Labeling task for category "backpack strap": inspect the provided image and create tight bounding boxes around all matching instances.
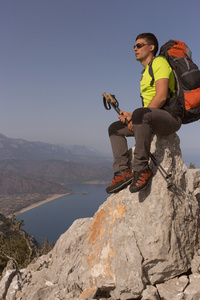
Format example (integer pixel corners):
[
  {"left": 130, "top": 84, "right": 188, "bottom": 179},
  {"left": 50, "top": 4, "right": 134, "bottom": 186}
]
[{"left": 148, "top": 58, "right": 156, "bottom": 86}]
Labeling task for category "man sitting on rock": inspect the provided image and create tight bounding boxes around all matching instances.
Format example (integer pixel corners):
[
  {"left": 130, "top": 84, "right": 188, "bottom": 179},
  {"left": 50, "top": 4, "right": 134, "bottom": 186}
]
[{"left": 106, "top": 33, "right": 182, "bottom": 194}]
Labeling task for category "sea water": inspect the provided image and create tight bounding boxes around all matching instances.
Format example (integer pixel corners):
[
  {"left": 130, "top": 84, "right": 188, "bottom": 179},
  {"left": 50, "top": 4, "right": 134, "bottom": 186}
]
[{"left": 17, "top": 184, "right": 108, "bottom": 244}]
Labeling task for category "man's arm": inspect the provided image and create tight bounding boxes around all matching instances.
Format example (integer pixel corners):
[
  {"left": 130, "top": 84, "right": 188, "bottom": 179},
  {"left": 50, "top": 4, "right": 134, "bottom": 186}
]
[{"left": 148, "top": 78, "right": 169, "bottom": 108}]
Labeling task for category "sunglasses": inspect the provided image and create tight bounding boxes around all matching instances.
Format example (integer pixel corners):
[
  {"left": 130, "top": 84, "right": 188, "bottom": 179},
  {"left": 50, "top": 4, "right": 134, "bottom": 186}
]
[{"left": 134, "top": 43, "right": 152, "bottom": 49}]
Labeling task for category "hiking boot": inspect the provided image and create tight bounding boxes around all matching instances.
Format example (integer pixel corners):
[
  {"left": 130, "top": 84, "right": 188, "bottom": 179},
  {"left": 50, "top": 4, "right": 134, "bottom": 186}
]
[
  {"left": 129, "top": 167, "right": 152, "bottom": 193},
  {"left": 106, "top": 169, "right": 133, "bottom": 194}
]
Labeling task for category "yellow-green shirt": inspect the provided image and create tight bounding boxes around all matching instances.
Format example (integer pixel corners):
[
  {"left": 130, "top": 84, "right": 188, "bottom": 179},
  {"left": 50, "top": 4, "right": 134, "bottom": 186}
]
[{"left": 141, "top": 56, "right": 175, "bottom": 107}]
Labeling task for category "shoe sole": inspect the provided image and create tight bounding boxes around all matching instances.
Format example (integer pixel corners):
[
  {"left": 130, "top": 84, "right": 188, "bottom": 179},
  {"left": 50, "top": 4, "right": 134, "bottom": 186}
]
[{"left": 106, "top": 177, "right": 133, "bottom": 194}]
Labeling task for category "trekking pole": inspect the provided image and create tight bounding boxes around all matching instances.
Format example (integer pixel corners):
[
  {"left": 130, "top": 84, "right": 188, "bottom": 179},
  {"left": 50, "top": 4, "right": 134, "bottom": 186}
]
[
  {"left": 149, "top": 153, "right": 173, "bottom": 189},
  {"left": 102, "top": 92, "right": 173, "bottom": 189},
  {"left": 102, "top": 93, "right": 129, "bottom": 126}
]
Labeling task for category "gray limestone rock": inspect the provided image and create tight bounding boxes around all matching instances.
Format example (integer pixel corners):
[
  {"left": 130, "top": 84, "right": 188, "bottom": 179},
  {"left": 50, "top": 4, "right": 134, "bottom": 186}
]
[
  {"left": 1, "top": 133, "right": 200, "bottom": 300},
  {"left": 191, "top": 252, "right": 200, "bottom": 275},
  {"left": 184, "top": 274, "right": 200, "bottom": 299},
  {"left": 141, "top": 285, "right": 160, "bottom": 300},
  {"left": 0, "top": 269, "right": 17, "bottom": 300},
  {"left": 156, "top": 275, "right": 189, "bottom": 299}
]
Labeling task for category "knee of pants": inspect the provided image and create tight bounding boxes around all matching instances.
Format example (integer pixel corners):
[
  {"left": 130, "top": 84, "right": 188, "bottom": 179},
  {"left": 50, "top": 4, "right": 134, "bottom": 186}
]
[
  {"left": 108, "top": 121, "right": 119, "bottom": 137},
  {"left": 132, "top": 107, "right": 152, "bottom": 125}
]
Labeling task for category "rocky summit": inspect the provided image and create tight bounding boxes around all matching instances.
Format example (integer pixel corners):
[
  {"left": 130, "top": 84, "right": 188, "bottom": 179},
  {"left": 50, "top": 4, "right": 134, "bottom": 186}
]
[{"left": 1, "top": 133, "right": 200, "bottom": 300}]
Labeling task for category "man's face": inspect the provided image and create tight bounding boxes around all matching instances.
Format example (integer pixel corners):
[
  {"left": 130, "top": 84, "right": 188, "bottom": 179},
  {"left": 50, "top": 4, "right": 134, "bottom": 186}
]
[{"left": 134, "top": 38, "right": 153, "bottom": 62}]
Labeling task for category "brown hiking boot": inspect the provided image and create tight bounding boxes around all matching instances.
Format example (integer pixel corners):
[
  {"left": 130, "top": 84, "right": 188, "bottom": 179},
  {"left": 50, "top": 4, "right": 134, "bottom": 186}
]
[
  {"left": 129, "top": 167, "right": 152, "bottom": 193},
  {"left": 106, "top": 169, "right": 133, "bottom": 194}
]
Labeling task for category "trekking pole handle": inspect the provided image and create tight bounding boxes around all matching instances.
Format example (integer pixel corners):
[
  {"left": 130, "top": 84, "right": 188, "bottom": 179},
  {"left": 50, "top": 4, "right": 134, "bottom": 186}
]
[
  {"left": 102, "top": 92, "right": 110, "bottom": 102},
  {"left": 107, "top": 94, "right": 129, "bottom": 126},
  {"left": 107, "top": 94, "right": 121, "bottom": 114},
  {"left": 102, "top": 92, "right": 129, "bottom": 126}
]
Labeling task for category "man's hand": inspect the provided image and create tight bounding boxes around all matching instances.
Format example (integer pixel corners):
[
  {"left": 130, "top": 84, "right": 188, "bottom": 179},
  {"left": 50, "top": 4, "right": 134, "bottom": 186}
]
[
  {"left": 118, "top": 111, "right": 132, "bottom": 123},
  {"left": 128, "top": 120, "right": 133, "bottom": 132},
  {"left": 119, "top": 111, "right": 134, "bottom": 132}
]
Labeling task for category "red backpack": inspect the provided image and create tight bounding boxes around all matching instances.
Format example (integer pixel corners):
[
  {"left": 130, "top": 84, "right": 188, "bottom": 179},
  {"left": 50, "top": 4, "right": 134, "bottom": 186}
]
[{"left": 149, "top": 40, "right": 200, "bottom": 124}]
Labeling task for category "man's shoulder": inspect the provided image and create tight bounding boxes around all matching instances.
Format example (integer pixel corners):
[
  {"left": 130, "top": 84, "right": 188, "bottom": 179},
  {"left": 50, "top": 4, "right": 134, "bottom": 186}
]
[
  {"left": 152, "top": 56, "right": 170, "bottom": 68},
  {"left": 149, "top": 55, "right": 173, "bottom": 82}
]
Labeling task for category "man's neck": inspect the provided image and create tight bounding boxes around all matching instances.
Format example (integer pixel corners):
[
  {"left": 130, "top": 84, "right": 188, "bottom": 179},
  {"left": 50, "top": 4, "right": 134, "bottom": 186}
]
[{"left": 141, "top": 55, "right": 154, "bottom": 67}]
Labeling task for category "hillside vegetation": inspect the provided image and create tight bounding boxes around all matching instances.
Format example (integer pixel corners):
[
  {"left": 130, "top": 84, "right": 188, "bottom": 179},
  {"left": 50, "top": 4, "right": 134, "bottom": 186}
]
[{"left": 0, "top": 213, "right": 53, "bottom": 275}]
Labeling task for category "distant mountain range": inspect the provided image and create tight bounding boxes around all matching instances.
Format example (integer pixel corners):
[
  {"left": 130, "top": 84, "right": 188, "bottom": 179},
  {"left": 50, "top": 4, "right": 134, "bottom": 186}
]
[
  {"left": 0, "top": 158, "right": 112, "bottom": 186},
  {"left": 0, "top": 133, "right": 112, "bottom": 194},
  {"left": 0, "top": 169, "right": 69, "bottom": 195},
  {"left": 0, "top": 133, "right": 110, "bottom": 164}
]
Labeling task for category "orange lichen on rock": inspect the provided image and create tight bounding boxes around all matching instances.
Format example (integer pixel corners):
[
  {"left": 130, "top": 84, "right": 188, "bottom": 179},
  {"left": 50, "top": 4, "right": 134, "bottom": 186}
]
[
  {"left": 87, "top": 244, "right": 100, "bottom": 267},
  {"left": 79, "top": 285, "right": 97, "bottom": 299},
  {"left": 109, "top": 202, "right": 126, "bottom": 219},
  {"left": 86, "top": 200, "right": 126, "bottom": 278},
  {"left": 87, "top": 208, "right": 107, "bottom": 244},
  {"left": 87, "top": 201, "right": 126, "bottom": 245}
]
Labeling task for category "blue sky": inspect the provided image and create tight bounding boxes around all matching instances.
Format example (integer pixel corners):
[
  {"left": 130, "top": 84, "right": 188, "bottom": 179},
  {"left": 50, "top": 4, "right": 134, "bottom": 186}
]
[{"left": 0, "top": 0, "right": 199, "bottom": 167}]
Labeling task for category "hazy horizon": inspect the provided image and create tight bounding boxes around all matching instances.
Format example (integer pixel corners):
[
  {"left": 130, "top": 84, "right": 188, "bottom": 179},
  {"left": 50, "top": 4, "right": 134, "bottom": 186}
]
[
  {"left": 1, "top": 1, "right": 199, "bottom": 166},
  {"left": 0, "top": 130, "right": 199, "bottom": 169}
]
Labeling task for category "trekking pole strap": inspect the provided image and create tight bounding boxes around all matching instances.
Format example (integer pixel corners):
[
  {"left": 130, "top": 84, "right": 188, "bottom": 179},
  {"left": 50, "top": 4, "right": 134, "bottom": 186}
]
[
  {"left": 102, "top": 92, "right": 128, "bottom": 125},
  {"left": 103, "top": 92, "right": 112, "bottom": 110}
]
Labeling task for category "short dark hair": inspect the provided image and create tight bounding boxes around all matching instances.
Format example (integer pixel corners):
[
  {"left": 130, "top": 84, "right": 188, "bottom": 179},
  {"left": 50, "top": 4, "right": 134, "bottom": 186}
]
[{"left": 136, "top": 33, "right": 159, "bottom": 56}]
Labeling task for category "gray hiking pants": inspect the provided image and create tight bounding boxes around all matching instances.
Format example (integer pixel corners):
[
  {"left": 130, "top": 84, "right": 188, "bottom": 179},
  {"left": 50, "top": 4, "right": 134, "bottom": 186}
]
[{"left": 108, "top": 107, "right": 182, "bottom": 173}]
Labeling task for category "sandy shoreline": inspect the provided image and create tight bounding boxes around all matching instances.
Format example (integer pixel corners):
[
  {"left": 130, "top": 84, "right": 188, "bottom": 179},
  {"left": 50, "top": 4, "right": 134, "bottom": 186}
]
[{"left": 12, "top": 193, "right": 71, "bottom": 217}]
